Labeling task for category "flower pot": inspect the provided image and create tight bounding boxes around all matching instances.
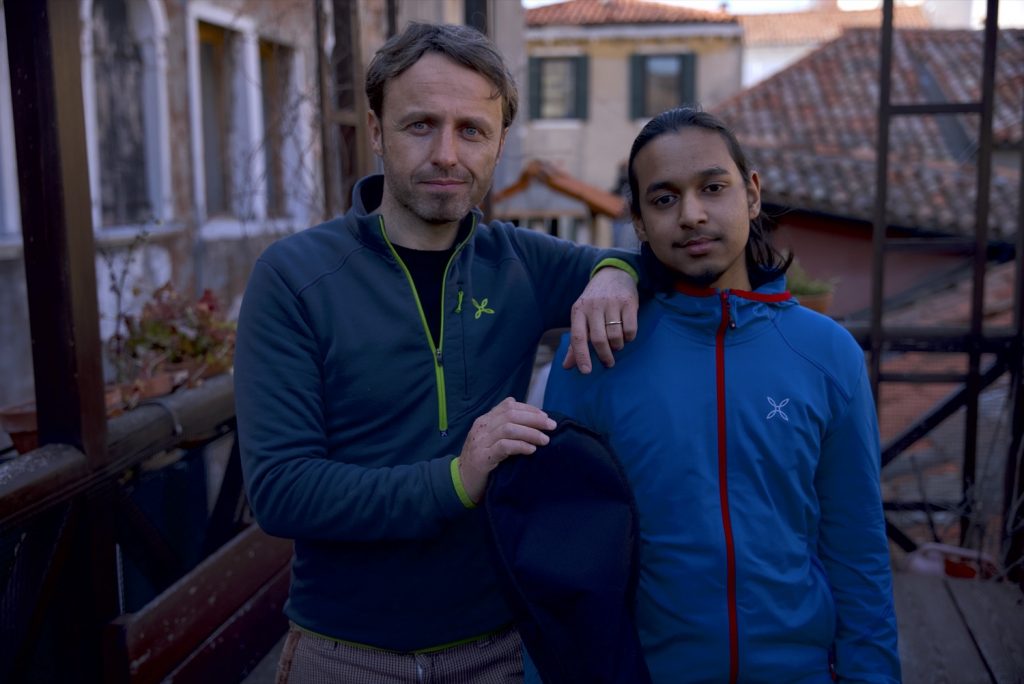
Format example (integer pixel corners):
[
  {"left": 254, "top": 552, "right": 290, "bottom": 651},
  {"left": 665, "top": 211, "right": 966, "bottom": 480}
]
[
  {"left": 121, "top": 371, "right": 177, "bottom": 410},
  {"left": 0, "top": 386, "right": 126, "bottom": 455}
]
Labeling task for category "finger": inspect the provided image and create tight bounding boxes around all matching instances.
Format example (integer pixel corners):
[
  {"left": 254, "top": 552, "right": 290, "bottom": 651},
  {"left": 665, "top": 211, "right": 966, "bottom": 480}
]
[
  {"left": 491, "top": 437, "right": 543, "bottom": 461},
  {"left": 567, "top": 302, "right": 594, "bottom": 374},
  {"left": 622, "top": 296, "right": 639, "bottom": 342},
  {"left": 588, "top": 307, "right": 615, "bottom": 368},
  {"left": 561, "top": 344, "right": 578, "bottom": 371},
  {"left": 603, "top": 313, "right": 625, "bottom": 351},
  {"left": 491, "top": 405, "right": 556, "bottom": 433}
]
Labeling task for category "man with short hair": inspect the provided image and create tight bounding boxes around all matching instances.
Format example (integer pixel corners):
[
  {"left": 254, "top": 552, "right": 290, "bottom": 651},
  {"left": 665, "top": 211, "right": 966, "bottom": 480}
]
[{"left": 235, "top": 22, "right": 641, "bottom": 682}]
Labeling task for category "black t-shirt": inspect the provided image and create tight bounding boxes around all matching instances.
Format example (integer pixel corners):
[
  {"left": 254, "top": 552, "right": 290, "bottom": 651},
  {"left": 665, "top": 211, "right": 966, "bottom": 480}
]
[{"left": 392, "top": 244, "right": 456, "bottom": 347}]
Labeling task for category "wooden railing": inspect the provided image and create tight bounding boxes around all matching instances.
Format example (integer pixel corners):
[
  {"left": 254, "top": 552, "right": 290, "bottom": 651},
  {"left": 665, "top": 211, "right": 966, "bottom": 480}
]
[{"left": 0, "top": 375, "right": 290, "bottom": 683}]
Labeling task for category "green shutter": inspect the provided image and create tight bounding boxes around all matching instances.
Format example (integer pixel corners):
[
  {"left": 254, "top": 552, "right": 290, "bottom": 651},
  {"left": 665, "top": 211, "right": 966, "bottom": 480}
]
[
  {"left": 679, "top": 53, "right": 696, "bottom": 107},
  {"left": 574, "top": 55, "right": 589, "bottom": 120},
  {"left": 629, "top": 54, "right": 645, "bottom": 119},
  {"left": 528, "top": 57, "right": 541, "bottom": 119}
]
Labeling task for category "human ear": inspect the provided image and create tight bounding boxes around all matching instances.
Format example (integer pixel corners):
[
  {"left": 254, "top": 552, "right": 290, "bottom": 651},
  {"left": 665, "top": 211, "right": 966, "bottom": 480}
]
[
  {"left": 368, "top": 110, "right": 384, "bottom": 157},
  {"left": 633, "top": 216, "right": 647, "bottom": 242},
  {"left": 746, "top": 170, "right": 762, "bottom": 220}
]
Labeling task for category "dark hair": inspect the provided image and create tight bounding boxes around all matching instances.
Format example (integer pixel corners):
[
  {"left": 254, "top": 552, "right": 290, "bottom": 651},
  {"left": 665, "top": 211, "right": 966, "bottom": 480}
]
[
  {"left": 627, "top": 107, "right": 790, "bottom": 289},
  {"left": 365, "top": 23, "right": 519, "bottom": 130}
]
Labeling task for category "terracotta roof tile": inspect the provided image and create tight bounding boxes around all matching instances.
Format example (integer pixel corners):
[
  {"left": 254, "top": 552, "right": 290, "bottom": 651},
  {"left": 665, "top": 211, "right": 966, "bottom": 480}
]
[
  {"left": 526, "top": 0, "right": 734, "bottom": 27},
  {"left": 738, "top": 4, "right": 929, "bottom": 47},
  {"left": 717, "top": 28, "right": 1023, "bottom": 239}
]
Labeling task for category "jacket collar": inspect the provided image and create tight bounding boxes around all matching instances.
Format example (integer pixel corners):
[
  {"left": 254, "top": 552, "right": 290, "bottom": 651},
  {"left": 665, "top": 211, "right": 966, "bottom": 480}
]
[
  {"left": 350, "top": 174, "right": 479, "bottom": 252},
  {"left": 657, "top": 275, "right": 795, "bottom": 334}
]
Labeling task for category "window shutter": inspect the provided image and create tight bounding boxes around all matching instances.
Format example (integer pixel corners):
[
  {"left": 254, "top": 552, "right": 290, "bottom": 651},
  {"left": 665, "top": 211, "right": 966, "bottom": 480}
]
[
  {"left": 679, "top": 53, "right": 697, "bottom": 107},
  {"left": 629, "top": 54, "right": 645, "bottom": 119},
  {"left": 574, "top": 55, "right": 589, "bottom": 120},
  {"left": 528, "top": 57, "right": 541, "bottom": 120}
]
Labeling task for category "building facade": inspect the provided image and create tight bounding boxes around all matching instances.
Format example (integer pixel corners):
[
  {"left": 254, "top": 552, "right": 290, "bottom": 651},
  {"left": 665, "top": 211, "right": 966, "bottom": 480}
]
[
  {"left": 506, "top": 0, "right": 743, "bottom": 243},
  {"left": 0, "top": 0, "right": 525, "bottom": 431}
]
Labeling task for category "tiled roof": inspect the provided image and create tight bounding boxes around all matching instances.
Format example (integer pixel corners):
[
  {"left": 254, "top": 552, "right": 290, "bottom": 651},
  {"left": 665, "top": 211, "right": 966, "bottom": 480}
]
[
  {"left": 717, "top": 28, "right": 1024, "bottom": 239},
  {"left": 526, "top": 0, "right": 734, "bottom": 27},
  {"left": 738, "top": 4, "right": 929, "bottom": 47}
]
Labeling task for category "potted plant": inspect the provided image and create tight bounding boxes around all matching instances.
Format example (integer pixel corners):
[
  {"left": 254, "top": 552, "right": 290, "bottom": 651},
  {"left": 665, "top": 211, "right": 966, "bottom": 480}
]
[
  {"left": 111, "top": 282, "right": 236, "bottom": 408},
  {"left": 786, "top": 258, "right": 836, "bottom": 314},
  {"left": 1, "top": 283, "right": 236, "bottom": 454}
]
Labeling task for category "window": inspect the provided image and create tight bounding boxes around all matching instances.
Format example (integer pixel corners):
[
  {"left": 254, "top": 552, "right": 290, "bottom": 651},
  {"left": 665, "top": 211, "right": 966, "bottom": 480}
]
[
  {"left": 259, "top": 40, "right": 293, "bottom": 218},
  {"left": 189, "top": 6, "right": 308, "bottom": 227},
  {"left": 199, "top": 21, "right": 235, "bottom": 217},
  {"left": 0, "top": 1, "right": 20, "bottom": 237},
  {"left": 464, "top": 0, "right": 488, "bottom": 34},
  {"left": 528, "top": 56, "right": 588, "bottom": 120},
  {"left": 92, "top": 0, "right": 149, "bottom": 226},
  {"left": 85, "top": 0, "right": 171, "bottom": 229},
  {"left": 630, "top": 54, "right": 696, "bottom": 119}
]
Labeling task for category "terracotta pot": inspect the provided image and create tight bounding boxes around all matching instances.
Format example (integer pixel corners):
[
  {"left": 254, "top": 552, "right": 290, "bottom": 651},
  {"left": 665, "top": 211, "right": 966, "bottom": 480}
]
[
  {"left": 0, "top": 386, "right": 126, "bottom": 455},
  {"left": 121, "top": 371, "right": 176, "bottom": 410}
]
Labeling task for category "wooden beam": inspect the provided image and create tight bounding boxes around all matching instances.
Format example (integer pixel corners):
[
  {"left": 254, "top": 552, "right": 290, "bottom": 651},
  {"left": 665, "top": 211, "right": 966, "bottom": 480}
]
[
  {"left": 946, "top": 578, "right": 1024, "bottom": 683},
  {"left": 893, "top": 572, "right": 988, "bottom": 683},
  {"left": 104, "top": 524, "right": 292, "bottom": 683},
  {"left": 164, "top": 567, "right": 290, "bottom": 683},
  {"left": 5, "top": 0, "right": 106, "bottom": 464}
]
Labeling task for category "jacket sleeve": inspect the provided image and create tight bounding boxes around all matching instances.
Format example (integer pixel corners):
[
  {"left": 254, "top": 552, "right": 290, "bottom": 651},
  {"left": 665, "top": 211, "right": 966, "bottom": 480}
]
[
  {"left": 235, "top": 259, "right": 467, "bottom": 543},
  {"left": 815, "top": 365, "right": 902, "bottom": 683},
  {"left": 505, "top": 226, "right": 640, "bottom": 331}
]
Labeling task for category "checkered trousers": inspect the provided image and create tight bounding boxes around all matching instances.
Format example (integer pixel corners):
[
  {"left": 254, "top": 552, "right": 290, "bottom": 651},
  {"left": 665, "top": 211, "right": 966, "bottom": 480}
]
[{"left": 275, "top": 625, "right": 524, "bottom": 684}]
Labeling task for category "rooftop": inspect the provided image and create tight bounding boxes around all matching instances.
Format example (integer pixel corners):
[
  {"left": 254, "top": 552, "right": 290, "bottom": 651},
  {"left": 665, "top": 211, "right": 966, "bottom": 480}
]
[
  {"left": 738, "top": 3, "right": 929, "bottom": 47},
  {"left": 717, "top": 28, "right": 1024, "bottom": 238},
  {"left": 526, "top": 0, "right": 734, "bottom": 27}
]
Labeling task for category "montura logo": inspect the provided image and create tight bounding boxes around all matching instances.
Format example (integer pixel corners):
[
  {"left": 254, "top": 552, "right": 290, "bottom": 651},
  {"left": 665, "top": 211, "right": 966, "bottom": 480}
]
[
  {"left": 766, "top": 396, "right": 790, "bottom": 421},
  {"left": 471, "top": 297, "right": 495, "bottom": 319}
]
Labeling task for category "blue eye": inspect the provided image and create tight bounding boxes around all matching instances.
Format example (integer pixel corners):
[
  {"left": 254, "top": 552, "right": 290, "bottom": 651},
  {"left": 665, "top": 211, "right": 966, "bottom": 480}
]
[{"left": 464, "top": 126, "right": 479, "bottom": 137}]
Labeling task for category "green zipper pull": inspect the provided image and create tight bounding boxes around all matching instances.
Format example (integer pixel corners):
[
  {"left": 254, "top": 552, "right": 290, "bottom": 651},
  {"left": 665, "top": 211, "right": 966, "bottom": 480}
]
[{"left": 455, "top": 290, "right": 464, "bottom": 314}]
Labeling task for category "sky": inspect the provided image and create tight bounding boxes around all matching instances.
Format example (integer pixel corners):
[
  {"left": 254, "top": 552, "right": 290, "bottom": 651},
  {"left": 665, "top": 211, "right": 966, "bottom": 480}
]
[
  {"left": 521, "top": 0, "right": 817, "bottom": 11},
  {"left": 520, "top": 0, "right": 913, "bottom": 12}
]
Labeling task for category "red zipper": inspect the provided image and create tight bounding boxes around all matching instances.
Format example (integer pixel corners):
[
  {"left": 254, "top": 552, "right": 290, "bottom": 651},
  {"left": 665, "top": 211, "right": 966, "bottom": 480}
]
[{"left": 716, "top": 290, "right": 739, "bottom": 684}]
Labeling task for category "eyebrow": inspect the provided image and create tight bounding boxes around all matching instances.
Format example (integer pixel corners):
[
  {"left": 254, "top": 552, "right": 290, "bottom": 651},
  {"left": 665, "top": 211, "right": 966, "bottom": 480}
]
[{"left": 644, "top": 166, "right": 731, "bottom": 195}]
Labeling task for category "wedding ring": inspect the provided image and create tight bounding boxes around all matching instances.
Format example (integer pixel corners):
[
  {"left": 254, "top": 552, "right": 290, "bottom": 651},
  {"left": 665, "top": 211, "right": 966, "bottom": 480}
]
[{"left": 605, "top": 321, "right": 623, "bottom": 326}]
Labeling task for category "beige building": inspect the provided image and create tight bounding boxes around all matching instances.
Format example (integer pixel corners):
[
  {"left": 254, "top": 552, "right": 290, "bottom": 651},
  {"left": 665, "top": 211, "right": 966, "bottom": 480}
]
[{"left": 502, "top": 0, "right": 742, "bottom": 244}]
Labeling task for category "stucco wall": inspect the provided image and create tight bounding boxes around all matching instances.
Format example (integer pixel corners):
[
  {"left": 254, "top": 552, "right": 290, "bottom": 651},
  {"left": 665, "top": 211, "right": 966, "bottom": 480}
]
[{"left": 523, "top": 32, "right": 743, "bottom": 197}]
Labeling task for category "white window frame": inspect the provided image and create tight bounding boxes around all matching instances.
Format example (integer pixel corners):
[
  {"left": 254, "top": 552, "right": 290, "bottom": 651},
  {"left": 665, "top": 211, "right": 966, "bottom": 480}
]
[
  {"left": 186, "top": 1, "right": 310, "bottom": 238},
  {"left": 0, "top": 0, "right": 22, "bottom": 243},
  {"left": 80, "top": 0, "right": 173, "bottom": 232}
]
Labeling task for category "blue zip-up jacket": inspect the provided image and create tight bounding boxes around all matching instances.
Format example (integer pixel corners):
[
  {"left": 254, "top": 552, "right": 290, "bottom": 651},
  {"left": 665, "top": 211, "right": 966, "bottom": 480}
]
[
  {"left": 543, "top": 277, "right": 900, "bottom": 684},
  {"left": 235, "top": 175, "right": 637, "bottom": 651}
]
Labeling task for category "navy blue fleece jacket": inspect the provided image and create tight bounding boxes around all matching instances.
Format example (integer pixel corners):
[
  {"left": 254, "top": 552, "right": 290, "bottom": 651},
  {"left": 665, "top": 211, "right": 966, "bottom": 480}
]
[{"left": 235, "top": 175, "right": 637, "bottom": 650}]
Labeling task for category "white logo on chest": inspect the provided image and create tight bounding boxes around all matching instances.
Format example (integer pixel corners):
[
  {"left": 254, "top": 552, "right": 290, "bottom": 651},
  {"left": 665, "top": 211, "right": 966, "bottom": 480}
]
[{"left": 766, "top": 396, "right": 790, "bottom": 421}]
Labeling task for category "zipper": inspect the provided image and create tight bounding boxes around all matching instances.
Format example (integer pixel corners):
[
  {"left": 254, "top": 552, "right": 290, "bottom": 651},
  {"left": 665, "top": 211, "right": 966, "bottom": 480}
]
[
  {"left": 379, "top": 216, "right": 475, "bottom": 436},
  {"left": 716, "top": 289, "right": 739, "bottom": 684}
]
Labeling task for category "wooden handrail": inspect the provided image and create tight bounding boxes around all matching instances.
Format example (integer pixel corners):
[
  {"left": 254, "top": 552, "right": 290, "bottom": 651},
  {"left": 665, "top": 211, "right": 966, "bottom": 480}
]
[{"left": 0, "top": 374, "right": 236, "bottom": 532}]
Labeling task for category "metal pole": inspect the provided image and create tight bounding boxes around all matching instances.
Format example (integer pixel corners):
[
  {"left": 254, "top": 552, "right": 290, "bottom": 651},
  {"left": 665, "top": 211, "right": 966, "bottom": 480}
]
[
  {"left": 869, "top": 0, "right": 895, "bottom": 402},
  {"left": 961, "top": 0, "right": 999, "bottom": 545}
]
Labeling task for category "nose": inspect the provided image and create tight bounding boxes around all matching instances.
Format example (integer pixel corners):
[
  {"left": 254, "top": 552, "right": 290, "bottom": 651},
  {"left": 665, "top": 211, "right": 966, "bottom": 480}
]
[
  {"left": 431, "top": 127, "right": 458, "bottom": 169},
  {"left": 678, "top": 192, "right": 707, "bottom": 228}
]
